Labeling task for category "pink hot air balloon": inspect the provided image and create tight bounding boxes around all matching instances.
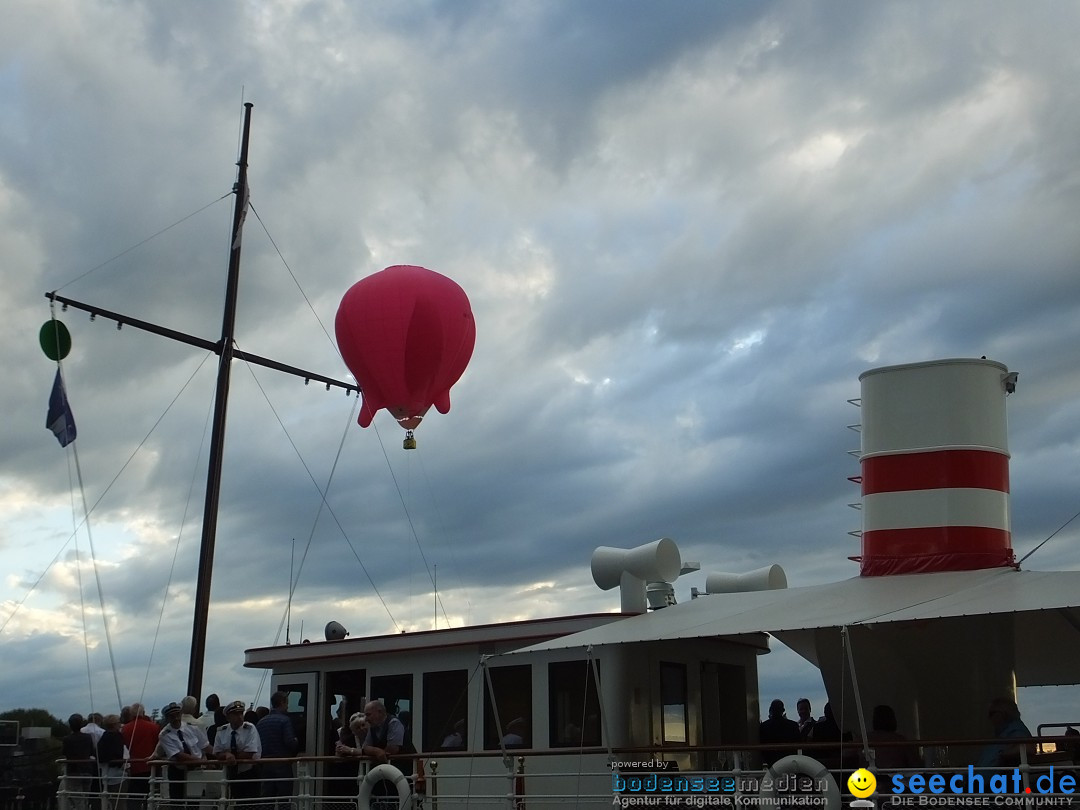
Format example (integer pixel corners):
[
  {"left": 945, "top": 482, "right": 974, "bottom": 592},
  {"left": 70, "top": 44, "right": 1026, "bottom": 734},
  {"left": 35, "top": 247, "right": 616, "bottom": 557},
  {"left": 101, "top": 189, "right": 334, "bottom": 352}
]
[{"left": 335, "top": 265, "right": 475, "bottom": 435}]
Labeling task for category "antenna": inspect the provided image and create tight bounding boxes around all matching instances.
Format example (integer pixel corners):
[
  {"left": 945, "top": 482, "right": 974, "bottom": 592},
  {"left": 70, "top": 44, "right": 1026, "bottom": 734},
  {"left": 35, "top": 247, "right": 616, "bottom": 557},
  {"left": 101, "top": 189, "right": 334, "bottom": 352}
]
[
  {"left": 433, "top": 564, "right": 437, "bottom": 631},
  {"left": 286, "top": 539, "right": 295, "bottom": 645}
]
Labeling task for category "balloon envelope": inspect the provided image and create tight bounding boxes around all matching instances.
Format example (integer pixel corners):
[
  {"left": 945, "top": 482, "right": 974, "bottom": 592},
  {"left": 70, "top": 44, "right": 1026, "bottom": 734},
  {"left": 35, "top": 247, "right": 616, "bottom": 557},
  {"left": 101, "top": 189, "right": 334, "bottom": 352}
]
[{"left": 335, "top": 265, "right": 475, "bottom": 430}]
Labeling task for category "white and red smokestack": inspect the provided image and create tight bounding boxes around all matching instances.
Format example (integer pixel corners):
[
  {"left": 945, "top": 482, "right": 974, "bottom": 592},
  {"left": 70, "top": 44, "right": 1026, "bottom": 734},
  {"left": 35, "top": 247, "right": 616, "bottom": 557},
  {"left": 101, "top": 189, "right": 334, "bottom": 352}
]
[{"left": 858, "top": 358, "right": 1017, "bottom": 576}]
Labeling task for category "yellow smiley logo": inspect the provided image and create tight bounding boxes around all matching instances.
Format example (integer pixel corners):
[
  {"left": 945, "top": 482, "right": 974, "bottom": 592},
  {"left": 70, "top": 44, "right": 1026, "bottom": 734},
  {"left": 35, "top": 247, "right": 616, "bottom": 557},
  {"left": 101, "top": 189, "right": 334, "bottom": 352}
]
[{"left": 847, "top": 768, "right": 877, "bottom": 798}]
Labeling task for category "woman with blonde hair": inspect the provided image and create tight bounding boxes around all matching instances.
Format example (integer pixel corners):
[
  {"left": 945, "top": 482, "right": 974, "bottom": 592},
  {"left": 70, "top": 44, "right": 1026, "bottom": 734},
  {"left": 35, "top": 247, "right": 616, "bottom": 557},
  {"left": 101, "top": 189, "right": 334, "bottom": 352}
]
[{"left": 335, "top": 712, "right": 369, "bottom": 757}]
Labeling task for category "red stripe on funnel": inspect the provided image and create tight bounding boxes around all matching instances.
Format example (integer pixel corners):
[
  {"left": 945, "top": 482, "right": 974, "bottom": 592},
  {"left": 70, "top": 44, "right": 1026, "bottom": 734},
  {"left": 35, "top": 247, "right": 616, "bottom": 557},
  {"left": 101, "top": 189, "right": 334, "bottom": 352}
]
[
  {"left": 862, "top": 450, "right": 1009, "bottom": 495},
  {"left": 861, "top": 526, "right": 1014, "bottom": 576}
]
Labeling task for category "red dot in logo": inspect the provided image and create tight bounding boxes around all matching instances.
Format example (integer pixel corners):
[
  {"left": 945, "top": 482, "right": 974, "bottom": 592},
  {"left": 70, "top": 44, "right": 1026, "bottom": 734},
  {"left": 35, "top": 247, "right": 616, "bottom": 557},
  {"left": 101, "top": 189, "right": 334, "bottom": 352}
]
[{"left": 1026, "top": 788, "right": 1032, "bottom": 794}]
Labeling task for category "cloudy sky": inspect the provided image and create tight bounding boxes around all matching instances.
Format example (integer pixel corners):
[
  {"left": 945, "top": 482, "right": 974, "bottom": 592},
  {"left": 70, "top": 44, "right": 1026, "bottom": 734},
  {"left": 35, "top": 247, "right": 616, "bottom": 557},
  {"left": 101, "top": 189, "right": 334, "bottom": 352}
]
[{"left": 2, "top": 1, "right": 1080, "bottom": 735}]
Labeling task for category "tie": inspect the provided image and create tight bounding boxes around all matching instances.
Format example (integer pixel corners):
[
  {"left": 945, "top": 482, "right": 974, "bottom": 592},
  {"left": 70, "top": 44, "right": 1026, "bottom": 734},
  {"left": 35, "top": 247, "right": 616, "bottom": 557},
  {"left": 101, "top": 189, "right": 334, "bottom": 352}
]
[
  {"left": 178, "top": 729, "right": 191, "bottom": 754},
  {"left": 231, "top": 729, "right": 238, "bottom": 755}
]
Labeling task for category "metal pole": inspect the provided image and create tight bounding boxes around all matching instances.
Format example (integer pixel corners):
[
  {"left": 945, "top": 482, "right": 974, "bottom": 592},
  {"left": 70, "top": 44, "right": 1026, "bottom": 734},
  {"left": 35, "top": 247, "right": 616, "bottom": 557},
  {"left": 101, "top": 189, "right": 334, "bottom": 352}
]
[{"left": 187, "top": 102, "right": 253, "bottom": 699}]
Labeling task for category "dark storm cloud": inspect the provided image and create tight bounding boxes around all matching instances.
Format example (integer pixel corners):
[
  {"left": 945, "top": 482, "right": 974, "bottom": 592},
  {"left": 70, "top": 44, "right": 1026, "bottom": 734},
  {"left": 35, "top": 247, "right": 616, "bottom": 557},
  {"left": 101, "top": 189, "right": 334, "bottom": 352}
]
[{"left": 1, "top": 0, "right": 1079, "bottom": 726}]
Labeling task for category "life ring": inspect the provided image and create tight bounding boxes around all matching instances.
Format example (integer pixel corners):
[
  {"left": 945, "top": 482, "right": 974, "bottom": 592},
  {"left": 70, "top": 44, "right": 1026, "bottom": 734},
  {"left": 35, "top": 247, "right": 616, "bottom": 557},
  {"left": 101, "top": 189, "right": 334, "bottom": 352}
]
[
  {"left": 758, "top": 754, "right": 840, "bottom": 810},
  {"left": 358, "top": 763, "right": 411, "bottom": 810}
]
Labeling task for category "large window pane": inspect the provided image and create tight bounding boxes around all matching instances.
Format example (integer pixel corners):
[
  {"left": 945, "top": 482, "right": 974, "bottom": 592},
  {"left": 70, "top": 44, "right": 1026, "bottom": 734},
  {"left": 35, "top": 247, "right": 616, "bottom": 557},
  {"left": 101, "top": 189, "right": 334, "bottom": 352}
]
[
  {"left": 326, "top": 668, "right": 367, "bottom": 750},
  {"left": 370, "top": 673, "right": 414, "bottom": 748},
  {"left": 548, "top": 660, "right": 602, "bottom": 747},
  {"left": 484, "top": 665, "right": 531, "bottom": 749},
  {"left": 660, "top": 662, "right": 688, "bottom": 744},
  {"left": 423, "top": 669, "right": 469, "bottom": 752},
  {"left": 273, "top": 680, "right": 312, "bottom": 755}
]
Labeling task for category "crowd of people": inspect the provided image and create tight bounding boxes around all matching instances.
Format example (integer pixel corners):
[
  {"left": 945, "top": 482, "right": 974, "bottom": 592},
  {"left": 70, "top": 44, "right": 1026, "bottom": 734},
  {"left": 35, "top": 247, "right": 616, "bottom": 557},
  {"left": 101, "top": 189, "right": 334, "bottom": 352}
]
[
  {"left": 759, "top": 695, "right": 1042, "bottom": 771},
  {"left": 59, "top": 688, "right": 1051, "bottom": 805},
  {"left": 758, "top": 698, "right": 850, "bottom": 767},
  {"left": 60, "top": 691, "right": 298, "bottom": 808}
]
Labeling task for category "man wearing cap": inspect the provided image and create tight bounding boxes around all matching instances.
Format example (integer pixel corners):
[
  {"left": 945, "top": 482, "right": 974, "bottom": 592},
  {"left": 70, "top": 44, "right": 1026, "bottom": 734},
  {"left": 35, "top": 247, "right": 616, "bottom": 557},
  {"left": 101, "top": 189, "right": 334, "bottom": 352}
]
[
  {"left": 213, "top": 700, "right": 261, "bottom": 800},
  {"left": 158, "top": 701, "right": 212, "bottom": 800}
]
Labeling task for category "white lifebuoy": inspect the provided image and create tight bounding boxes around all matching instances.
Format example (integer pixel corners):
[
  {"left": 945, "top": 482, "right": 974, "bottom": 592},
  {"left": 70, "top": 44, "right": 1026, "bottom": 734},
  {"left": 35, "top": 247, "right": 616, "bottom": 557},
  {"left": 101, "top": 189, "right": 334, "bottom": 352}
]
[
  {"left": 358, "top": 763, "right": 411, "bottom": 810},
  {"left": 758, "top": 754, "right": 840, "bottom": 810}
]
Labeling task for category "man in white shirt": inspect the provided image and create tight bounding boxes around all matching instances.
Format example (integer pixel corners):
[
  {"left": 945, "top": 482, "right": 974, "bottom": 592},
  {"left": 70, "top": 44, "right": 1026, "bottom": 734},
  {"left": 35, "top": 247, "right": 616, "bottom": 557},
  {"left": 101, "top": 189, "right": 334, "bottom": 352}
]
[
  {"left": 81, "top": 713, "right": 105, "bottom": 746},
  {"left": 158, "top": 702, "right": 211, "bottom": 800},
  {"left": 180, "top": 696, "right": 211, "bottom": 750},
  {"left": 213, "top": 700, "right": 261, "bottom": 800}
]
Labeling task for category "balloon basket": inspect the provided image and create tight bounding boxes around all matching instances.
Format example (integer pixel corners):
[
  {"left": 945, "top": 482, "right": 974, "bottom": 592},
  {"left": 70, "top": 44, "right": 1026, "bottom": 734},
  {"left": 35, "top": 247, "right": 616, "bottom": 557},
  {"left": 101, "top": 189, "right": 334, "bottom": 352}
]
[{"left": 403, "top": 431, "right": 417, "bottom": 450}]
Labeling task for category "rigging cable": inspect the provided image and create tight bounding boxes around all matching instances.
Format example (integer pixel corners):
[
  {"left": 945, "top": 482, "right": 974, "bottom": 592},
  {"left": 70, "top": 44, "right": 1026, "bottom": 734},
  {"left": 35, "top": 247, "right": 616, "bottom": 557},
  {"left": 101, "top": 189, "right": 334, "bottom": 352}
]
[
  {"left": 139, "top": 375, "right": 216, "bottom": 706},
  {"left": 0, "top": 352, "right": 216, "bottom": 635},
  {"left": 71, "top": 438, "right": 124, "bottom": 712},
  {"left": 252, "top": 395, "right": 364, "bottom": 706},
  {"left": 250, "top": 202, "right": 458, "bottom": 627},
  {"left": 53, "top": 194, "right": 232, "bottom": 292},
  {"left": 380, "top": 440, "right": 452, "bottom": 628},
  {"left": 417, "top": 450, "right": 471, "bottom": 625},
  {"left": 0, "top": 347, "right": 217, "bottom": 699},
  {"left": 69, "top": 440, "right": 96, "bottom": 714},
  {"left": 249, "top": 203, "right": 338, "bottom": 350},
  {"left": 236, "top": 351, "right": 399, "bottom": 629},
  {"left": 1017, "top": 507, "right": 1080, "bottom": 567},
  {"left": 47, "top": 330, "right": 123, "bottom": 711}
]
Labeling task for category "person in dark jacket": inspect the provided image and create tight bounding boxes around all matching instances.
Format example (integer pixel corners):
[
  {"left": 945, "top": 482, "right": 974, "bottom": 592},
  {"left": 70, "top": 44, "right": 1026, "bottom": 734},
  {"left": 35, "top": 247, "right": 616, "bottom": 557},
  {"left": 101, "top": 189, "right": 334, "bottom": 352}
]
[
  {"left": 62, "top": 713, "right": 96, "bottom": 810},
  {"left": 257, "top": 691, "right": 298, "bottom": 807},
  {"left": 759, "top": 699, "right": 801, "bottom": 766},
  {"left": 97, "top": 714, "right": 127, "bottom": 810}
]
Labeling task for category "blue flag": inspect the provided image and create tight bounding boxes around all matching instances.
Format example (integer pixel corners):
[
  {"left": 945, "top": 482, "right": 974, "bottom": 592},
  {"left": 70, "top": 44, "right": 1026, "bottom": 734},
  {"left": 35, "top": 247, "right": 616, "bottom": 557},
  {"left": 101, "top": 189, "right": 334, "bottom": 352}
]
[{"left": 46, "top": 370, "right": 77, "bottom": 447}]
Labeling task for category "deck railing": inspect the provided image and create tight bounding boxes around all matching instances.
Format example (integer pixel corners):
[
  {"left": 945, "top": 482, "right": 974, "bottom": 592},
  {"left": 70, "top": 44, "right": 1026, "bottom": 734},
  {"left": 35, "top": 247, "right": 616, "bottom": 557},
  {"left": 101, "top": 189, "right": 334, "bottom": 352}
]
[{"left": 54, "top": 736, "right": 1080, "bottom": 810}]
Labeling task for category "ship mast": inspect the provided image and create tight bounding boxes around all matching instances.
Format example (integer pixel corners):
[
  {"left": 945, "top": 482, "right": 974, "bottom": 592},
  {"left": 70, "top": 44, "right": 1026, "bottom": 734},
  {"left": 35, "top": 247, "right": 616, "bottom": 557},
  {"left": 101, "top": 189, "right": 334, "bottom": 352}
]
[
  {"left": 188, "top": 101, "right": 252, "bottom": 698},
  {"left": 46, "top": 103, "right": 358, "bottom": 700}
]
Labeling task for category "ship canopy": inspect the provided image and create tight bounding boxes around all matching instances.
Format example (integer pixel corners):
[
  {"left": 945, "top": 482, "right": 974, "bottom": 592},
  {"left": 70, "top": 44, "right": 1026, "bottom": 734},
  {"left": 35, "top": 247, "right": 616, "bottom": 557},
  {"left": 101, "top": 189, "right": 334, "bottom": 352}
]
[{"left": 503, "top": 567, "right": 1080, "bottom": 688}]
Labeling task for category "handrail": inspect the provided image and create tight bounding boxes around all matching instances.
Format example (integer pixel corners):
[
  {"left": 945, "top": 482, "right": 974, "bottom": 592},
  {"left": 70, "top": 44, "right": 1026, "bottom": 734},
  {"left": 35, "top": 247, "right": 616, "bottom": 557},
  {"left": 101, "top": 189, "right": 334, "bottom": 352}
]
[
  {"left": 52, "top": 745, "right": 1080, "bottom": 810},
  {"left": 53, "top": 731, "right": 1080, "bottom": 768}
]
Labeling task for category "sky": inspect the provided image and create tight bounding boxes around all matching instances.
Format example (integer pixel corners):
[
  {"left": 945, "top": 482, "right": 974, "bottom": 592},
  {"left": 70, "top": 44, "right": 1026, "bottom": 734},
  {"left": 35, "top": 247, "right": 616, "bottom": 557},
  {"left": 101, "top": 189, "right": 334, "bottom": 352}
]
[{"left": 2, "top": 0, "right": 1080, "bottom": 738}]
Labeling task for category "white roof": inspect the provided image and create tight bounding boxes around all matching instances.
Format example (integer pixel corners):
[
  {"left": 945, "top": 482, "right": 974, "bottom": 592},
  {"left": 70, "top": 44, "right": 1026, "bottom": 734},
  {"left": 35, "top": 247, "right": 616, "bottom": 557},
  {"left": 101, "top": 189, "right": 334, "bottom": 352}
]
[{"left": 505, "top": 567, "right": 1080, "bottom": 685}]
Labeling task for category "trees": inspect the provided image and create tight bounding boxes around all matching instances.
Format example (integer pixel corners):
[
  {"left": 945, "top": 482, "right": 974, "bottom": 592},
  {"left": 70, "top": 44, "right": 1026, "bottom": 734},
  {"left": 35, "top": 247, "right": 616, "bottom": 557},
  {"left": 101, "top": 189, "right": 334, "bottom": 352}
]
[
  {"left": 0, "top": 708, "right": 68, "bottom": 739},
  {"left": 0, "top": 707, "right": 64, "bottom": 806}
]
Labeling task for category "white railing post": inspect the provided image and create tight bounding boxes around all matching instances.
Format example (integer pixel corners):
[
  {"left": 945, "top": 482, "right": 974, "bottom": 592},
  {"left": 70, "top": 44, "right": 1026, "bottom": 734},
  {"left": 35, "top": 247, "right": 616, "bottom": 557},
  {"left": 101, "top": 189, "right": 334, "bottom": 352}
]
[
  {"left": 56, "top": 763, "right": 70, "bottom": 810},
  {"left": 295, "top": 761, "right": 314, "bottom": 810}
]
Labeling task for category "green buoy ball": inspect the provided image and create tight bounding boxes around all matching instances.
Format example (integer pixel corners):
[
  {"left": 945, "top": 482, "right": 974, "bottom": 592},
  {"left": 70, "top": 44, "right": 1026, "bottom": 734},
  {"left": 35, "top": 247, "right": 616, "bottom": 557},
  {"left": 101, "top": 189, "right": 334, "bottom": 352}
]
[{"left": 40, "top": 319, "right": 72, "bottom": 361}]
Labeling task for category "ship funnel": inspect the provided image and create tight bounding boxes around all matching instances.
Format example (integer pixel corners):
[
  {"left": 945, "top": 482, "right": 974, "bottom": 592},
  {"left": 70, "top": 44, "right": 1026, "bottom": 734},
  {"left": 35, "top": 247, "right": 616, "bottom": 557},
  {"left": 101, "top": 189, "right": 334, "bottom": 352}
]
[
  {"left": 705, "top": 564, "right": 787, "bottom": 594},
  {"left": 858, "top": 358, "right": 1016, "bottom": 576},
  {"left": 592, "top": 538, "right": 681, "bottom": 614}
]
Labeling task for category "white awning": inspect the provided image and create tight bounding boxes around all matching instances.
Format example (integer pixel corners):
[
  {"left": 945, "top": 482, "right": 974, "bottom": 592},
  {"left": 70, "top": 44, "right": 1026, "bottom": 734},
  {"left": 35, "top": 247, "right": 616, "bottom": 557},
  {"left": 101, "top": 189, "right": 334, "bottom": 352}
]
[{"left": 503, "top": 567, "right": 1080, "bottom": 685}]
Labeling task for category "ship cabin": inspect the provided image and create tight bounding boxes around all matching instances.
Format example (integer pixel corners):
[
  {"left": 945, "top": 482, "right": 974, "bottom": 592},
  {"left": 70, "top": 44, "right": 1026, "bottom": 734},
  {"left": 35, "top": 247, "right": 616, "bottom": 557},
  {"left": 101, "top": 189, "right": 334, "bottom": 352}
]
[{"left": 243, "top": 608, "right": 769, "bottom": 800}]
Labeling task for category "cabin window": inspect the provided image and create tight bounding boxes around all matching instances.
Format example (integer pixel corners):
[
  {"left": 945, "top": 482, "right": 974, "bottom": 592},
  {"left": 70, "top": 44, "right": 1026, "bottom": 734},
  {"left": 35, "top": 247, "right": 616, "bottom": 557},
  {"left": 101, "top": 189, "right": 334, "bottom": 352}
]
[
  {"left": 423, "top": 669, "right": 469, "bottom": 752},
  {"left": 0, "top": 721, "right": 18, "bottom": 747},
  {"left": 484, "top": 665, "right": 532, "bottom": 749},
  {"left": 326, "top": 668, "right": 367, "bottom": 752},
  {"left": 370, "top": 673, "right": 414, "bottom": 749},
  {"left": 548, "top": 660, "right": 602, "bottom": 748},
  {"left": 273, "top": 680, "right": 312, "bottom": 755},
  {"left": 660, "top": 662, "right": 689, "bottom": 744}
]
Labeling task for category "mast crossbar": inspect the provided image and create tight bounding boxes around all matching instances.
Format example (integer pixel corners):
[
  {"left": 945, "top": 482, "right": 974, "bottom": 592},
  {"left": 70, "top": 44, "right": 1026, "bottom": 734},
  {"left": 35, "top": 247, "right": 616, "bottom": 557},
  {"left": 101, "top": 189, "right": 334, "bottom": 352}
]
[{"left": 44, "top": 291, "right": 358, "bottom": 394}]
